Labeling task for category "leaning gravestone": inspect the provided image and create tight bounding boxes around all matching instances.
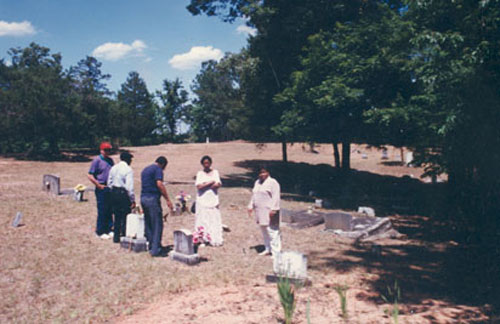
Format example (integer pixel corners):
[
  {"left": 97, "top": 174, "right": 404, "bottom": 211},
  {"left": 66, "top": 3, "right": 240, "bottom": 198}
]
[
  {"left": 266, "top": 251, "right": 310, "bottom": 286},
  {"left": 11, "top": 212, "right": 23, "bottom": 227},
  {"left": 324, "top": 212, "right": 353, "bottom": 231},
  {"left": 42, "top": 175, "right": 60, "bottom": 195},
  {"left": 170, "top": 229, "right": 200, "bottom": 265}
]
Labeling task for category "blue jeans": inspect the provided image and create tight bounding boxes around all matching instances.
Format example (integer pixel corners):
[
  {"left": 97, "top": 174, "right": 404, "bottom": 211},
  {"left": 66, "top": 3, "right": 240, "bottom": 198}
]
[
  {"left": 141, "top": 195, "right": 163, "bottom": 256},
  {"left": 95, "top": 187, "right": 113, "bottom": 235}
]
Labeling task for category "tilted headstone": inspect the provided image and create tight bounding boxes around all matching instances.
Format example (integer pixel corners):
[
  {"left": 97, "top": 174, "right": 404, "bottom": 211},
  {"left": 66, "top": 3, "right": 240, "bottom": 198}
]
[
  {"left": 12, "top": 212, "right": 23, "bottom": 227},
  {"left": 357, "top": 206, "right": 376, "bottom": 217},
  {"left": 170, "top": 229, "right": 200, "bottom": 265},
  {"left": 42, "top": 175, "right": 60, "bottom": 195},
  {"left": 324, "top": 212, "right": 353, "bottom": 231}
]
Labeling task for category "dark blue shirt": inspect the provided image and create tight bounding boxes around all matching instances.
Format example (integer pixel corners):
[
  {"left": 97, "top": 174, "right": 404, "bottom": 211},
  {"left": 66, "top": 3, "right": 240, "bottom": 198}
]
[{"left": 141, "top": 164, "right": 164, "bottom": 198}]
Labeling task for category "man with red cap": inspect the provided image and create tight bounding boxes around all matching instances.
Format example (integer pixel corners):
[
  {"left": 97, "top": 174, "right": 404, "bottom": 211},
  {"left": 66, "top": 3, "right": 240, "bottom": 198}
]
[{"left": 88, "top": 142, "right": 115, "bottom": 239}]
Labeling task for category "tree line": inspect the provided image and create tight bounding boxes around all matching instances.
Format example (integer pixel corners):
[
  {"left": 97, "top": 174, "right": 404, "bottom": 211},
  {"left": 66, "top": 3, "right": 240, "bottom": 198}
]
[{"left": 186, "top": 0, "right": 500, "bottom": 241}]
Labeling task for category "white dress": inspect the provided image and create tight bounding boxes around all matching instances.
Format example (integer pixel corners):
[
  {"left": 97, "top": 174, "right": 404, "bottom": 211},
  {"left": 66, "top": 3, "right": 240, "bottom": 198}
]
[{"left": 195, "top": 169, "right": 223, "bottom": 246}]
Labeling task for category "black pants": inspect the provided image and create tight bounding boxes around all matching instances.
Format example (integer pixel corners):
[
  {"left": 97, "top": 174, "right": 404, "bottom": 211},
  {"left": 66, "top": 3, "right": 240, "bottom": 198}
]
[
  {"left": 141, "top": 195, "right": 163, "bottom": 256},
  {"left": 111, "top": 187, "right": 131, "bottom": 243}
]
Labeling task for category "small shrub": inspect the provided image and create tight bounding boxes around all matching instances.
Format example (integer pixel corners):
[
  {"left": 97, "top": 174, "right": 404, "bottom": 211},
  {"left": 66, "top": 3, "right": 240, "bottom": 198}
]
[
  {"left": 334, "top": 285, "right": 349, "bottom": 321},
  {"left": 381, "top": 280, "right": 401, "bottom": 324},
  {"left": 277, "top": 276, "right": 296, "bottom": 324}
]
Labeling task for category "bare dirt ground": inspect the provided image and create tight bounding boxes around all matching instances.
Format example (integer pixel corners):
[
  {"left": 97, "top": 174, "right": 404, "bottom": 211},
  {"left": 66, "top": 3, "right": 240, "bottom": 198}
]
[{"left": 0, "top": 142, "right": 494, "bottom": 323}]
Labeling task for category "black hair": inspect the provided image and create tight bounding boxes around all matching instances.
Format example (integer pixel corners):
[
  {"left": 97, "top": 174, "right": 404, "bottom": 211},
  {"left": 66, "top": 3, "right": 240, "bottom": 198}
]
[
  {"left": 120, "top": 152, "right": 133, "bottom": 164},
  {"left": 200, "top": 155, "right": 212, "bottom": 165},
  {"left": 258, "top": 165, "right": 269, "bottom": 173},
  {"left": 155, "top": 156, "right": 168, "bottom": 167}
]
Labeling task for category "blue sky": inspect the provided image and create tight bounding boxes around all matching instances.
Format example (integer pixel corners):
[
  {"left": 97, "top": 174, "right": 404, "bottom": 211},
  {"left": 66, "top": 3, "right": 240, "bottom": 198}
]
[{"left": 0, "top": 0, "right": 255, "bottom": 93}]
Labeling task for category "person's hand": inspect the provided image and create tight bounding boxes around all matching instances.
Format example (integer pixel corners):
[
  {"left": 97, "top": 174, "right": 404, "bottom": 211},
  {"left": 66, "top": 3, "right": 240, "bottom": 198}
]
[
  {"left": 97, "top": 183, "right": 106, "bottom": 190},
  {"left": 167, "top": 200, "right": 174, "bottom": 210},
  {"left": 130, "top": 202, "right": 136, "bottom": 209},
  {"left": 247, "top": 209, "right": 253, "bottom": 218}
]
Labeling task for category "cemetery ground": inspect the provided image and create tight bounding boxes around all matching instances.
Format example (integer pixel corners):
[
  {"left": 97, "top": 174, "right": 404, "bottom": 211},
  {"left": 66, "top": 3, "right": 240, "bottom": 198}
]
[{"left": 1, "top": 141, "right": 497, "bottom": 323}]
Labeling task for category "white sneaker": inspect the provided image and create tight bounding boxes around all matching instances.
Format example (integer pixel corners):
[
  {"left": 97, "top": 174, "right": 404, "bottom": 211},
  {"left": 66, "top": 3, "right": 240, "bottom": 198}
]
[
  {"left": 99, "top": 233, "right": 110, "bottom": 240},
  {"left": 108, "top": 232, "right": 114, "bottom": 238},
  {"left": 258, "top": 250, "right": 271, "bottom": 256}
]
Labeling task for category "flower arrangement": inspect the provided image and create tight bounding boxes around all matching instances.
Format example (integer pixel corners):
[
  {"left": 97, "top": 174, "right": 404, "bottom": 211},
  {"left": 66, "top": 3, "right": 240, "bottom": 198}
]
[
  {"left": 193, "top": 226, "right": 211, "bottom": 245},
  {"left": 74, "top": 184, "right": 87, "bottom": 192},
  {"left": 175, "top": 190, "right": 192, "bottom": 213}
]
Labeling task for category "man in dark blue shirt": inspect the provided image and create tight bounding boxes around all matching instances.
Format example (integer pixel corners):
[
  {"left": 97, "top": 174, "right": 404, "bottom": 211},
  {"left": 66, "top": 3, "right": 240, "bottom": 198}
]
[{"left": 141, "top": 156, "right": 173, "bottom": 257}]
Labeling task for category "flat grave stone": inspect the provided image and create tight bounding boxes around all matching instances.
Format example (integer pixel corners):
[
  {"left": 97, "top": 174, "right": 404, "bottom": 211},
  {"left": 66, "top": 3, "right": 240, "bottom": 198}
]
[
  {"left": 287, "top": 210, "right": 325, "bottom": 229},
  {"left": 170, "top": 229, "right": 200, "bottom": 265},
  {"left": 324, "top": 212, "right": 353, "bottom": 231},
  {"left": 42, "top": 174, "right": 60, "bottom": 195}
]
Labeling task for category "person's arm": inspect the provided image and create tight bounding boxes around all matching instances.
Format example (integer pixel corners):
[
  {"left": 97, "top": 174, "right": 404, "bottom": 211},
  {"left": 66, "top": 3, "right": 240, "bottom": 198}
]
[
  {"left": 210, "top": 170, "right": 222, "bottom": 189},
  {"left": 269, "top": 179, "right": 281, "bottom": 217},
  {"left": 195, "top": 171, "right": 216, "bottom": 190},
  {"left": 88, "top": 159, "right": 105, "bottom": 190},
  {"left": 247, "top": 181, "right": 256, "bottom": 217},
  {"left": 125, "top": 169, "right": 135, "bottom": 207},
  {"left": 156, "top": 180, "right": 173, "bottom": 210}
]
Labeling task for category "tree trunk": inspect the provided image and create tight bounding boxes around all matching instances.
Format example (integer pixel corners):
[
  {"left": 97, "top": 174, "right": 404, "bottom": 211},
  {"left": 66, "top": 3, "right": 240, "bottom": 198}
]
[
  {"left": 400, "top": 147, "right": 404, "bottom": 163},
  {"left": 282, "top": 141, "right": 288, "bottom": 163},
  {"left": 332, "top": 142, "right": 340, "bottom": 168},
  {"left": 341, "top": 141, "right": 351, "bottom": 170}
]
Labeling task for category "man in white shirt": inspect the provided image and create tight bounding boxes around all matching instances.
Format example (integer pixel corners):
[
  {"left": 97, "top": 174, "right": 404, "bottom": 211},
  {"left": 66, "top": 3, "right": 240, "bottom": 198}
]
[{"left": 108, "top": 152, "right": 135, "bottom": 243}]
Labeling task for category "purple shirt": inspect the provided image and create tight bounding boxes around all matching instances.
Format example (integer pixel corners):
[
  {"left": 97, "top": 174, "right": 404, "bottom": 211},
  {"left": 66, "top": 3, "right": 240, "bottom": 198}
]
[
  {"left": 141, "top": 164, "right": 164, "bottom": 198},
  {"left": 88, "top": 155, "right": 114, "bottom": 184}
]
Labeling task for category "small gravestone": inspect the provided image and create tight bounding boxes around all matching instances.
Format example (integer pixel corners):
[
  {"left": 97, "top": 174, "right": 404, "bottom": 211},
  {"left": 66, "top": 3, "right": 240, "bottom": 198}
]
[
  {"left": 42, "top": 175, "right": 60, "bottom": 195},
  {"left": 266, "top": 251, "right": 310, "bottom": 286},
  {"left": 405, "top": 151, "right": 414, "bottom": 166},
  {"left": 12, "top": 212, "right": 23, "bottom": 227},
  {"left": 324, "top": 212, "right": 353, "bottom": 231},
  {"left": 314, "top": 199, "right": 323, "bottom": 208},
  {"left": 357, "top": 206, "right": 376, "bottom": 217},
  {"left": 120, "top": 237, "right": 148, "bottom": 253},
  {"left": 126, "top": 212, "right": 145, "bottom": 239},
  {"left": 170, "top": 229, "right": 200, "bottom": 265},
  {"left": 73, "top": 190, "right": 85, "bottom": 201},
  {"left": 381, "top": 149, "right": 389, "bottom": 160}
]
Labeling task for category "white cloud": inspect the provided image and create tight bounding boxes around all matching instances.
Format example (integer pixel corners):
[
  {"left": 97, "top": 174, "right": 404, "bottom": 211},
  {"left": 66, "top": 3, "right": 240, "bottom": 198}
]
[
  {"left": 0, "top": 20, "right": 36, "bottom": 37},
  {"left": 236, "top": 24, "right": 257, "bottom": 36},
  {"left": 92, "top": 39, "right": 147, "bottom": 61},
  {"left": 169, "top": 46, "right": 223, "bottom": 70}
]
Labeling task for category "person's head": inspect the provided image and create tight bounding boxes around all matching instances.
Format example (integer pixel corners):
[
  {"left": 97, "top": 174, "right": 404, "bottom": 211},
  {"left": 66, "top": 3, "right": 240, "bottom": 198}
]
[
  {"left": 99, "top": 142, "right": 112, "bottom": 157},
  {"left": 258, "top": 166, "right": 270, "bottom": 182},
  {"left": 120, "top": 152, "right": 133, "bottom": 165},
  {"left": 200, "top": 155, "right": 212, "bottom": 171},
  {"left": 155, "top": 156, "right": 168, "bottom": 170}
]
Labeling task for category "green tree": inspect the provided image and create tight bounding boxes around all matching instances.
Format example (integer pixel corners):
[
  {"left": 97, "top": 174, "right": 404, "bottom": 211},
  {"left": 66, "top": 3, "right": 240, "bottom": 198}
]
[
  {"left": 117, "top": 71, "right": 157, "bottom": 145},
  {"left": 190, "top": 52, "right": 249, "bottom": 142},
  {"left": 156, "top": 78, "right": 189, "bottom": 142}
]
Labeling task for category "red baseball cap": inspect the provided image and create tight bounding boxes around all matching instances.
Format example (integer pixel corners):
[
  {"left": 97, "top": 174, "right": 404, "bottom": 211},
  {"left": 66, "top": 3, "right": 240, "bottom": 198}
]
[{"left": 99, "top": 142, "right": 112, "bottom": 150}]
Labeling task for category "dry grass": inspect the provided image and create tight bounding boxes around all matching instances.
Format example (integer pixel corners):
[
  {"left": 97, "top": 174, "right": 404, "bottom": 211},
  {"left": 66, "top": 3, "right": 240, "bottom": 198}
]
[{"left": 0, "top": 142, "right": 490, "bottom": 323}]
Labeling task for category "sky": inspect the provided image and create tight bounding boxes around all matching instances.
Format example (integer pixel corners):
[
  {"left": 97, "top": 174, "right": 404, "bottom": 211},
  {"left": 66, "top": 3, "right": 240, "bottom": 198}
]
[{"left": 0, "top": 0, "right": 256, "bottom": 93}]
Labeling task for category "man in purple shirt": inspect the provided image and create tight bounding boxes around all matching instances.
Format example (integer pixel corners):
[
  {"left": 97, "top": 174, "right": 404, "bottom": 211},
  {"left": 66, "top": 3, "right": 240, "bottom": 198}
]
[
  {"left": 141, "top": 156, "right": 173, "bottom": 257},
  {"left": 88, "top": 142, "right": 114, "bottom": 239}
]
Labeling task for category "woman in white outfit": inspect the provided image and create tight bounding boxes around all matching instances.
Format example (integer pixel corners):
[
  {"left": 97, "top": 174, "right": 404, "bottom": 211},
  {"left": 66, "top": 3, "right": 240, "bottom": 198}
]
[
  {"left": 248, "top": 166, "right": 282, "bottom": 256},
  {"left": 195, "top": 155, "right": 223, "bottom": 246}
]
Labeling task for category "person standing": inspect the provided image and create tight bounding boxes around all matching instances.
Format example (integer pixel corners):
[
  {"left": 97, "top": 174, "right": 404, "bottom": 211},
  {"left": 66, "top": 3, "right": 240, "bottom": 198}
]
[
  {"left": 141, "top": 156, "right": 173, "bottom": 257},
  {"left": 88, "top": 142, "right": 114, "bottom": 239},
  {"left": 247, "top": 166, "right": 282, "bottom": 256},
  {"left": 194, "top": 155, "right": 223, "bottom": 246},
  {"left": 108, "top": 152, "right": 135, "bottom": 243}
]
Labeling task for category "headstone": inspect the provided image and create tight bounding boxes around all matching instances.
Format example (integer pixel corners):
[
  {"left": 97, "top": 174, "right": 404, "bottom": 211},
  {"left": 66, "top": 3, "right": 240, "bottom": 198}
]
[
  {"left": 73, "top": 190, "right": 85, "bottom": 201},
  {"left": 266, "top": 251, "right": 311, "bottom": 285},
  {"left": 324, "top": 212, "right": 353, "bottom": 231},
  {"left": 42, "top": 174, "right": 60, "bottom": 195},
  {"left": 405, "top": 151, "right": 414, "bottom": 166},
  {"left": 12, "top": 212, "right": 23, "bottom": 227},
  {"left": 170, "top": 229, "right": 200, "bottom": 265},
  {"left": 314, "top": 199, "right": 323, "bottom": 208},
  {"left": 120, "top": 237, "right": 148, "bottom": 253},
  {"left": 280, "top": 209, "right": 295, "bottom": 223},
  {"left": 381, "top": 149, "right": 389, "bottom": 160},
  {"left": 126, "top": 212, "right": 145, "bottom": 239},
  {"left": 357, "top": 206, "right": 376, "bottom": 217}
]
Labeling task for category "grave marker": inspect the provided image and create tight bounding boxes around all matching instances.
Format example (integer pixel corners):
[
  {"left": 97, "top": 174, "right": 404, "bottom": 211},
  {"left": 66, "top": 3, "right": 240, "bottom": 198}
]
[
  {"left": 12, "top": 212, "right": 23, "bottom": 227},
  {"left": 170, "top": 229, "right": 200, "bottom": 265},
  {"left": 357, "top": 206, "right": 376, "bottom": 217},
  {"left": 266, "top": 251, "right": 310, "bottom": 285},
  {"left": 42, "top": 174, "right": 60, "bottom": 195},
  {"left": 324, "top": 212, "right": 353, "bottom": 231}
]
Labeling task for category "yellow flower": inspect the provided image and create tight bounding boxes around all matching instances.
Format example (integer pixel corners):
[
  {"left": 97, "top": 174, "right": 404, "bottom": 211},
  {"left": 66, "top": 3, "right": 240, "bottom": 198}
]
[{"left": 74, "top": 184, "right": 87, "bottom": 192}]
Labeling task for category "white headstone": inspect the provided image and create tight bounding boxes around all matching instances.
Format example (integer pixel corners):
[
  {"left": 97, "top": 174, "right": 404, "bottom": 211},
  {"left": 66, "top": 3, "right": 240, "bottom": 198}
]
[
  {"left": 405, "top": 151, "right": 414, "bottom": 165},
  {"left": 174, "top": 229, "right": 194, "bottom": 255},
  {"left": 273, "top": 251, "right": 308, "bottom": 279},
  {"left": 126, "top": 212, "right": 145, "bottom": 239},
  {"left": 357, "top": 206, "right": 376, "bottom": 217},
  {"left": 314, "top": 199, "right": 323, "bottom": 208}
]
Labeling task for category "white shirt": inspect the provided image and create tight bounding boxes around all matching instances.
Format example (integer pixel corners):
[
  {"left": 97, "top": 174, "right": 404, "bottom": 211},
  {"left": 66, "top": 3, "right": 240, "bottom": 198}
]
[
  {"left": 107, "top": 161, "right": 135, "bottom": 202},
  {"left": 195, "top": 169, "right": 221, "bottom": 208},
  {"left": 248, "top": 176, "right": 280, "bottom": 226}
]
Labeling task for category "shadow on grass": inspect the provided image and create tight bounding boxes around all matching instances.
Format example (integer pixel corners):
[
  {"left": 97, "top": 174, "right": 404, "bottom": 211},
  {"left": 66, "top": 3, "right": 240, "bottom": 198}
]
[{"left": 0, "top": 147, "right": 134, "bottom": 162}]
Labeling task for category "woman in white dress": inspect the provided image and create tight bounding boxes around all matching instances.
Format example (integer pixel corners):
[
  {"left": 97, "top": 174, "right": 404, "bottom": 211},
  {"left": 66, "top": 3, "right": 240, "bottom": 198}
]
[
  {"left": 247, "top": 166, "right": 282, "bottom": 256},
  {"left": 195, "top": 155, "right": 223, "bottom": 246}
]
